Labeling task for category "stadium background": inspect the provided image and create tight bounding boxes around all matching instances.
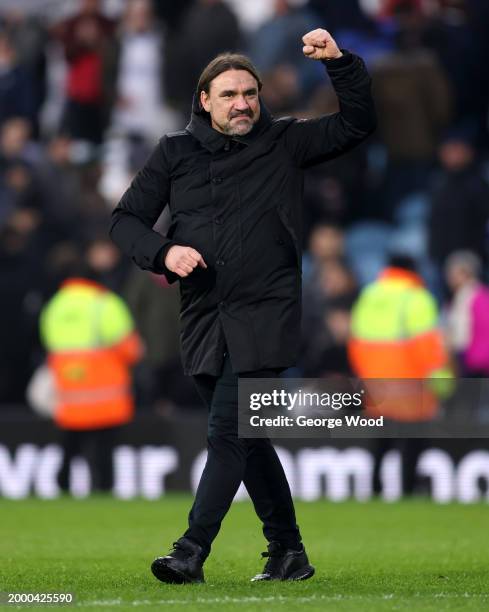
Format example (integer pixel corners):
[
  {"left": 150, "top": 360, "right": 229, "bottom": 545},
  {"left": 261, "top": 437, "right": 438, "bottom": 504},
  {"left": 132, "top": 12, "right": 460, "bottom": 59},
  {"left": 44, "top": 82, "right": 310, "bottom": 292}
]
[{"left": 1, "top": 0, "right": 489, "bottom": 504}]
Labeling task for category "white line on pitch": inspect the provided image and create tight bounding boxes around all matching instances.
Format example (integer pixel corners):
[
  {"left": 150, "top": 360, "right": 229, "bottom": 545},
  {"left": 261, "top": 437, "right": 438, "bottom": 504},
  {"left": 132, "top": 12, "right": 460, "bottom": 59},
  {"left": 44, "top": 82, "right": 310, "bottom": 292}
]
[{"left": 79, "top": 593, "right": 489, "bottom": 607}]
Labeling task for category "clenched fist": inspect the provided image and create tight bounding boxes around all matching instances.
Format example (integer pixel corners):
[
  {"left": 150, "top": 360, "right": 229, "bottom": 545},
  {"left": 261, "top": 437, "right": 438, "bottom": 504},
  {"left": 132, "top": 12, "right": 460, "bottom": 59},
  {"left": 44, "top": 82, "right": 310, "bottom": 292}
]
[
  {"left": 165, "top": 245, "right": 207, "bottom": 278},
  {"left": 302, "top": 28, "right": 342, "bottom": 61}
]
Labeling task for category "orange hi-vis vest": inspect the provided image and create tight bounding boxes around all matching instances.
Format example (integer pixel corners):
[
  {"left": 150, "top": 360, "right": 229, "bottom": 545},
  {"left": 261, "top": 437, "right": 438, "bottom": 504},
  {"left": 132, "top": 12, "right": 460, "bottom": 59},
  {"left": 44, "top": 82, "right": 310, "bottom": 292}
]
[
  {"left": 348, "top": 268, "right": 452, "bottom": 422},
  {"left": 40, "top": 279, "right": 142, "bottom": 430}
]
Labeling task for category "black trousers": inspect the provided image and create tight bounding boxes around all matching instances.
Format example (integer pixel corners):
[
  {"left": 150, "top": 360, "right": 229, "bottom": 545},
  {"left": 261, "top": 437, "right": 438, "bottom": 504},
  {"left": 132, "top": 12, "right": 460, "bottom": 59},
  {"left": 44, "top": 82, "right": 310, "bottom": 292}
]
[{"left": 183, "top": 353, "right": 301, "bottom": 560}]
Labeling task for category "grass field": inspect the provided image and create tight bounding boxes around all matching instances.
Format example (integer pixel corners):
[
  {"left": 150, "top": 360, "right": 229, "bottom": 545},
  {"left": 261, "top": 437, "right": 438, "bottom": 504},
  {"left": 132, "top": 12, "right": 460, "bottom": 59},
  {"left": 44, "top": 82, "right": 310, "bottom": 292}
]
[{"left": 1, "top": 495, "right": 488, "bottom": 611}]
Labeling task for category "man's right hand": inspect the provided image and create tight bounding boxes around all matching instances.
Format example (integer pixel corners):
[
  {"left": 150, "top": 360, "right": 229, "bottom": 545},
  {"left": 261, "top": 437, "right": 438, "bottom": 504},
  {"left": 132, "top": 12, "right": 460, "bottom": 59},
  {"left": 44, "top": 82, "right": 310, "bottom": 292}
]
[{"left": 165, "top": 245, "right": 208, "bottom": 278}]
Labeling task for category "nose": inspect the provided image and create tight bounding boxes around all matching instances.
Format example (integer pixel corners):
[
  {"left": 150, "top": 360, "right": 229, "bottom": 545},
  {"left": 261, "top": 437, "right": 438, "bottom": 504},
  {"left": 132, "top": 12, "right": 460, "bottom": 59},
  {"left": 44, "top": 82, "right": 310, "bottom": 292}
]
[{"left": 234, "top": 95, "right": 250, "bottom": 111}]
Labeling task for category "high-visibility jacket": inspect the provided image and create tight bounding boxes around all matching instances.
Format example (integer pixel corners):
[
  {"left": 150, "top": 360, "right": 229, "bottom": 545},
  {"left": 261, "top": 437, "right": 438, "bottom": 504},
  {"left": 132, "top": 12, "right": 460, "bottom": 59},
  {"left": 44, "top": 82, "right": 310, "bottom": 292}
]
[
  {"left": 40, "top": 278, "right": 142, "bottom": 430},
  {"left": 348, "top": 268, "right": 452, "bottom": 421}
]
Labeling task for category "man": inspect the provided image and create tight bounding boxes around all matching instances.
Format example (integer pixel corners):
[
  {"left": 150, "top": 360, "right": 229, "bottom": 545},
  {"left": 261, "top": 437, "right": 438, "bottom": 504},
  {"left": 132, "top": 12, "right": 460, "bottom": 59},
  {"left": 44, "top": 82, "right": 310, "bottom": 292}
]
[
  {"left": 348, "top": 255, "right": 452, "bottom": 494},
  {"left": 40, "top": 273, "right": 143, "bottom": 492},
  {"left": 429, "top": 128, "right": 489, "bottom": 273},
  {"left": 110, "top": 28, "right": 375, "bottom": 583},
  {"left": 53, "top": 0, "right": 117, "bottom": 144}
]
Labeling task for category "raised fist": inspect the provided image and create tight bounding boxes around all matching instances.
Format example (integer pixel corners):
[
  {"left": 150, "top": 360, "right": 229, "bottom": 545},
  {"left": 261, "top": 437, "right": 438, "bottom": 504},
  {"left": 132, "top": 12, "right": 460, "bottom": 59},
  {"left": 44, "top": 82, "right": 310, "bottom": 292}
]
[{"left": 302, "top": 28, "right": 342, "bottom": 61}]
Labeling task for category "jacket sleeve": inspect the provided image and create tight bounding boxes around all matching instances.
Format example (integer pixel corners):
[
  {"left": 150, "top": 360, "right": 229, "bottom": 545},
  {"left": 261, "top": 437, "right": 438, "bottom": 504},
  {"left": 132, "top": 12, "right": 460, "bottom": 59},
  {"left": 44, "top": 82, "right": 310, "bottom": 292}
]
[
  {"left": 99, "top": 293, "right": 144, "bottom": 365},
  {"left": 283, "top": 51, "right": 376, "bottom": 168},
  {"left": 109, "top": 137, "right": 178, "bottom": 283},
  {"left": 404, "top": 289, "right": 450, "bottom": 377}
]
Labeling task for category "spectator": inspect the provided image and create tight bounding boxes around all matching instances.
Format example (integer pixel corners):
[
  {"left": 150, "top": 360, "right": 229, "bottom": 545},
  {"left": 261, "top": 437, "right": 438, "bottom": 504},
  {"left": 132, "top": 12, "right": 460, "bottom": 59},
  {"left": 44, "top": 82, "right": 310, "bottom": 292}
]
[
  {"left": 0, "top": 160, "right": 43, "bottom": 224},
  {"left": 421, "top": 0, "right": 482, "bottom": 127},
  {"left": 308, "top": 223, "right": 345, "bottom": 263},
  {"left": 1, "top": 9, "right": 48, "bottom": 136},
  {"left": 301, "top": 255, "right": 358, "bottom": 377},
  {"left": 249, "top": 0, "right": 322, "bottom": 107},
  {"left": 0, "top": 30, "right": 35, "bottom": 127},
  {"left": 35, "top": 135, "right": 83, "bottom": 240},
  {"left": 53, "top": 0, "right": 117, "bottom": 144},
  {"left": 84, "top": 236, "right": 129, "bottom": 293},
  {"left": 0, "top": 118, "right": 43, "bottom": 224},
  {"left": 302, "top": 144, "right": 371, "bottom": 230},
  {"left": 111, "top": 0, "right": 180, "bottom": 142},
  {"left": 428, "top": 126, "right": 489, "bottom": 272},
  {"left": 0, "top": 117, "right": 36, "bottom": 164},
  {"left": 372, "top": 11, "right": 453, "bottom": 217},
  {"left": 76, "top": 161, "right": 115, "bottom": 240},
  {"left": 299, "top": 239, "right": 357, "bottom": 377},
  {"left": 444, "top": 251, "right": 489, "bottom": 376},
  {"left": 165, "top": 0, "right": 242, "bottom": 112}
]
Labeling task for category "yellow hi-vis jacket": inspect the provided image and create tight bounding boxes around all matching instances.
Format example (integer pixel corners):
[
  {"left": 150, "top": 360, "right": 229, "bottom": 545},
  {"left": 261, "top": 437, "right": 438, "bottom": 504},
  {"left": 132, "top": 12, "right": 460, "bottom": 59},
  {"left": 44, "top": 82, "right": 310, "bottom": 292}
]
[
  {"left": 348, "top": 268, "right": 452, "bottom": 421},
  {"left": 40, "top": 278, "right": 142, "bottom": 430}
]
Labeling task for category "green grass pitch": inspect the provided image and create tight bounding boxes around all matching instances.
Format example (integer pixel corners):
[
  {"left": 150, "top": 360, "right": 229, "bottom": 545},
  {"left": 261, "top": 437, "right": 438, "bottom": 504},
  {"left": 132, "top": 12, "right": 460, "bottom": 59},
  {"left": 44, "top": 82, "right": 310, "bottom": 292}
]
[{"left": 1, "top": 496, "right": 488, "bottom": 611}]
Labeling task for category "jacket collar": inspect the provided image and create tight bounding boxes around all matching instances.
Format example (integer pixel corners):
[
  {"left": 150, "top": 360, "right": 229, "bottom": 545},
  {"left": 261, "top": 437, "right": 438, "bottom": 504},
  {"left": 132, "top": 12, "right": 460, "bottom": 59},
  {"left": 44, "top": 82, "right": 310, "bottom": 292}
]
[
  {"left": 379, "top": 267, "right": 424, "bottom": 287},
  {"left": 61, "top": 277, "right": 106, "bottom": 292},
  {"left": 185, "top": 93, "right": 273, "bottom": 153}
]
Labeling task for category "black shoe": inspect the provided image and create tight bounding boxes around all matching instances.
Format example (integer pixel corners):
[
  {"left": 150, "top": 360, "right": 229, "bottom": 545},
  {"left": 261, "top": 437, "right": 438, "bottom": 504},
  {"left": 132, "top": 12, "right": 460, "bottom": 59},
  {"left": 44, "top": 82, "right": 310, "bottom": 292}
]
[
  {"left": 151, "top": 537, "right": 205, "bottom": 584},
  {"left": 251, "top": 542, "right": 315, "bottom": 581}
]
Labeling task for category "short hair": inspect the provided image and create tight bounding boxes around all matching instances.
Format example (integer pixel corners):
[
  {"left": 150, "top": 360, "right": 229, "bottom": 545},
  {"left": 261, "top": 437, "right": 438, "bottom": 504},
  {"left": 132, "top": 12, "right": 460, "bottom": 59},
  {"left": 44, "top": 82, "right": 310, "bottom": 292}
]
[
  {"left": 444, "top": 250, "right": 482, "bottom": 279},
  {"left": 388, "top": 254, "right": 417, "bottom": 272},
  {"left": 196, "top": 53, "right": 263, "bottom": 97}
]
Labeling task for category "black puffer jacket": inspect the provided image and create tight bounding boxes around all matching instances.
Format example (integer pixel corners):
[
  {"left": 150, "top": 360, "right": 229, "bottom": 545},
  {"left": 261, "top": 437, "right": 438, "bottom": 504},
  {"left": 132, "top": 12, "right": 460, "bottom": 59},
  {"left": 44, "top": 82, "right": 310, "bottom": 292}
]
[{"left": 110, "top": 51, "right": 376, "bottom": 376}]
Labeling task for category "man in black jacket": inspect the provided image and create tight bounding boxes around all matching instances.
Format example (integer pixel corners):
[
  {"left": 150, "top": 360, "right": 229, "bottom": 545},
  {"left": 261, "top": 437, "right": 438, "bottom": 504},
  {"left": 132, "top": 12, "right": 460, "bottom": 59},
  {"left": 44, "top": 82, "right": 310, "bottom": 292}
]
[{"left": 110, "top": 28, "right": 375, "bottom": 584}]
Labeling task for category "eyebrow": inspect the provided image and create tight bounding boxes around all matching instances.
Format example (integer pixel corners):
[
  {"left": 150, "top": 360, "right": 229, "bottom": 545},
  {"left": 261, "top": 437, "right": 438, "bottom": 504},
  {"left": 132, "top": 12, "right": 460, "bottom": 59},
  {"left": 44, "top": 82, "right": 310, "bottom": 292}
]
[{"left": 219, "top": 88, "right": 258, "bottom": 97}]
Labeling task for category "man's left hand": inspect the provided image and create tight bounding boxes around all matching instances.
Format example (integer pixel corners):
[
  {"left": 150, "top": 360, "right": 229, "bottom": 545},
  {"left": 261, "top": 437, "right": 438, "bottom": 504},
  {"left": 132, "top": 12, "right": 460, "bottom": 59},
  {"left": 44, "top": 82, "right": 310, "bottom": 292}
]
[{"left": 302, "top": 28, "right": 342, "bottom": 61}]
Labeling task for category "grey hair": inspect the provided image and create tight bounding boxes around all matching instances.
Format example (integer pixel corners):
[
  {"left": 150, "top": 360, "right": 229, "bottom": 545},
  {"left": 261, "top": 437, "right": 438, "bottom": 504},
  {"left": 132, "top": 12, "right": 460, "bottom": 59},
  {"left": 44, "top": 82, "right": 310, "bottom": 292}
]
[{"left": 444, "top": 250, "right": 482, "bottom": 279}]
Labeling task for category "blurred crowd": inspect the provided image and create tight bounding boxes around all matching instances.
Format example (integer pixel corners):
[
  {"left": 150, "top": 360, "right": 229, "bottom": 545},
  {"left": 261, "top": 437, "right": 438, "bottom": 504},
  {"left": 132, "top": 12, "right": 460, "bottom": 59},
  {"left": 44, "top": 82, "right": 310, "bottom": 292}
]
[{"left": 1, "top": 0, "right": 489, "bottom": 412}]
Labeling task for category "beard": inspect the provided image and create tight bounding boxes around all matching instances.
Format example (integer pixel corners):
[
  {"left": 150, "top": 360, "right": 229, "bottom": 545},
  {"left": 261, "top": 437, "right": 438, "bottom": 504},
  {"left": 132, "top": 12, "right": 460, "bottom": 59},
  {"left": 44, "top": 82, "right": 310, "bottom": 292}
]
[
  {"left": 219, "top": 108, "right": 258, "bottom": 136},
  {"left": 224, "top": 118, "right": 254, "bottom": 136}
]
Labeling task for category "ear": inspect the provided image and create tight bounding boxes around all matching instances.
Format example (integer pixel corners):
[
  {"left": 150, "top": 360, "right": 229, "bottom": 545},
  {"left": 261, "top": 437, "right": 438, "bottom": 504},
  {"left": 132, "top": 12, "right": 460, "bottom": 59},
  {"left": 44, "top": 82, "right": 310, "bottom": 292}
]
[{"left": 200, "top": 91, "right": 211, "bottom": 112}]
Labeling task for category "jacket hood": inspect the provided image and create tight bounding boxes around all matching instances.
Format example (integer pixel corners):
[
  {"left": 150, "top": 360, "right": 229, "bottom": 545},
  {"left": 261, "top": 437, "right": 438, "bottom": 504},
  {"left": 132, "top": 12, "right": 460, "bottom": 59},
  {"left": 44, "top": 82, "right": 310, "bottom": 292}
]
[{"left": 185, "top": 93, "right": 274, "bottom": 153}]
